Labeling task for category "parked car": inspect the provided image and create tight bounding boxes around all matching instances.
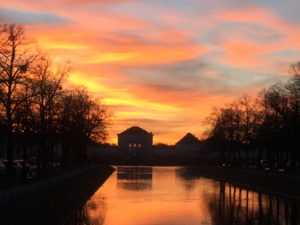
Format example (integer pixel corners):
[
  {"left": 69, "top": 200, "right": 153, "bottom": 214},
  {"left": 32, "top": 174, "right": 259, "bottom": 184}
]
[
  {"left": 260, "top": 160, "right": 271, "bottom": 171},
  {"left": 13, "top": 160, "right": 23, "bottom": 173},
  {"left": 27, "top": 157, "right": 37, "bottom": 170},
  {"left": 221, "top": 162, "right": 231, "bottom": 167},
  {"left": 0, "top": 159, "right": 8, "bottom": 167},
  {"left": 0, "top": 160, "right": 6, "bottom": 174},
  {"left": 274, "top": 161, "right": 286, "bottom": 173},
  {"left": 26, "top": 157, "right": 37, "bottom": 178}
]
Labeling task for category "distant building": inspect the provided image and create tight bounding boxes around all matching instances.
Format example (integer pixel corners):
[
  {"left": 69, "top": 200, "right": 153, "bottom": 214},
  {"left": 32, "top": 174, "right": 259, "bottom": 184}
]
[
  {"left": 153, "top": 144, "right": 175, "bottom": 161},
  {"left": 175, "top": 133, "right": 202, "bottom": 162},
  {"left": 118, "top": 126, "right": 153, "bottom": 160}
]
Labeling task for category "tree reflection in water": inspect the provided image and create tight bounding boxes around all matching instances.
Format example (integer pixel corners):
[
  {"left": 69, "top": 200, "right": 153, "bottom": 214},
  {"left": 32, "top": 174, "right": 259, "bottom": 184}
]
[
  {"left": 206, "top": 181, "right": 300, "bottom": 225},
  {"left": 62, "top": 167, "right": 300, "bottom": 225},
  {"left": 63, "top": 197, "right": 106, "bottom": 225}
]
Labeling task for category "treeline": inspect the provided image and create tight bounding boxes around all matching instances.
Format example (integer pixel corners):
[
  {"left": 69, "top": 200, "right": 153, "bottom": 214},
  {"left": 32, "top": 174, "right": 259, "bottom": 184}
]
[
  {"left": 205, "top": 62, "right": 300, "bottom": 169},
  {"left": 0, "top": 24, "right": 109, "bottom": 175}
]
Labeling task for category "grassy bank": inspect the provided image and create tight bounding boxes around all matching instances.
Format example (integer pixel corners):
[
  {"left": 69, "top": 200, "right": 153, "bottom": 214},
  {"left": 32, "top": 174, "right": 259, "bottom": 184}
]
[
  {"left": 0, "top": 165, "right": 114, "bottom": 225},
  {"left": 188, "top": 165, "right": 300, "bottom": 199}
]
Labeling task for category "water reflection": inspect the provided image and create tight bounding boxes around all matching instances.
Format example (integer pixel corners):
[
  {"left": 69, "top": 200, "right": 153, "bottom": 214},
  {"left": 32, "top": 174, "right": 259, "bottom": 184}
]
[
  {"left": 117, "top": 166, "right": 152, "bottom": 191},
  {"left": 63, "top": 207, "right": 95, "bottom": 225},
  {"left": 206, "top": 181, "right": 300, "bottom": 225},
  {"left": 177, "top": 167, "right": 300, "bottom": 225},
  {"left": 62, "top": 166, "right": 300, "bottom": 225},
  {"left": 63, "top": 194, "right": 107, "bottom": 225},
  {"left": 175, "top": 168, "right": 199, "bottom": 191}
]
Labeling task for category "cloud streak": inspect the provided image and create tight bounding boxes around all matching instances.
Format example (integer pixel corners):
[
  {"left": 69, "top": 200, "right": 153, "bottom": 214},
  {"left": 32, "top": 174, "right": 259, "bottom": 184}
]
[{"left": 0, "top": 7, "right": 71, "bottom": 25}]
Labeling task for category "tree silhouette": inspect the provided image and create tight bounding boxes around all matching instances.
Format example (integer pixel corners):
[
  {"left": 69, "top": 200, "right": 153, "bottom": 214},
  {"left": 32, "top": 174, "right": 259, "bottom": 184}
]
[
  {"left": 205, "top": 61, "right": 300, "bottom": 170},
  {"left": 0, "top": 24, "right": 110, "bottom": 180},
  {"left": 0, "top": 24, "right": 37, "bottom": 174}
]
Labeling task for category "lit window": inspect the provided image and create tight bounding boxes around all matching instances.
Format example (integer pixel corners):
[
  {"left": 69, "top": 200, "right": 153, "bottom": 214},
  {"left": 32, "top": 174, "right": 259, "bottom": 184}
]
[
  {"left": 138, "top": 144, "right": 141, "bottom": 148},
  {"left": 133, "top": 143, "right": 137, "bottom": 148},
  {"left": 129, "top": 143, "right": 132, "bottom": 148}
]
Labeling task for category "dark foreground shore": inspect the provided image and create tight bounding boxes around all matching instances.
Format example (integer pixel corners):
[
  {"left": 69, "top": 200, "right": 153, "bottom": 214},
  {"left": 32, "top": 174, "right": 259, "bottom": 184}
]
[
  {"left": 0, "top": 165, "right": 114, "bottom": 225},
  {"left": 187, "top": 165, "right": 300, "bottom": 199}
]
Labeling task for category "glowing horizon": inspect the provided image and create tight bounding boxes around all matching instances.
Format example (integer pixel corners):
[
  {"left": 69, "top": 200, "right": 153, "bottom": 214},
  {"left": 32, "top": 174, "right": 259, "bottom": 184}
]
[{"left": 1, "top": 0, "right": 300, "bottom": 144}]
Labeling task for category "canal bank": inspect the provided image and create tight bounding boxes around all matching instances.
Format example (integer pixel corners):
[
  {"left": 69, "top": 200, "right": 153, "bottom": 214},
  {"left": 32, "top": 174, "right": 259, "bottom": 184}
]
[
  {"left": 187, "top": 165, "right": 300, "bottom": 199},
  {"left": 0, "top": 165, "right": 114, "bottom": 225}
]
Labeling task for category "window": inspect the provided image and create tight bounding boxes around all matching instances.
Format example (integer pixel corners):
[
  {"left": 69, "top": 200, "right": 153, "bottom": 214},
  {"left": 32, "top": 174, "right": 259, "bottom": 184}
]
[
  {"left": 138, "top": 144, "right": 142, "bottom": 148},
  {"left": 129, "top": 143, "right": 132, "bottom": 148},
  {"left": 133, "top": 143, "right": 137, "bottom": 148}
]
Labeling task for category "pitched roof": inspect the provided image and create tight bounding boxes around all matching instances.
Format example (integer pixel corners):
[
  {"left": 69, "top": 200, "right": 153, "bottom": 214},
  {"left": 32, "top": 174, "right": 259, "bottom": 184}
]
[
  {"left": 176, "top": 133, "right": 200, "bottom": 145},
  {"left": 118, "top": 126, "right": 152, "bottom": 136}
]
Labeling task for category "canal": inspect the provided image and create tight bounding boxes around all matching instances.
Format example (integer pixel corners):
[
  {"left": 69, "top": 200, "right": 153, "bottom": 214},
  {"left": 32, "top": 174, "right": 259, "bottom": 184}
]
[{"left": 63, "top": 166, "right": 300, "bottom": 225}]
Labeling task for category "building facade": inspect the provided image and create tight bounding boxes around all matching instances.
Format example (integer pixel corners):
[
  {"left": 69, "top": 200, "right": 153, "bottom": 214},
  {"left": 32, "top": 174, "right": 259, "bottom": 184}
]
[{"left": 118, "top": 126, "right": 153, "bottom": 160}]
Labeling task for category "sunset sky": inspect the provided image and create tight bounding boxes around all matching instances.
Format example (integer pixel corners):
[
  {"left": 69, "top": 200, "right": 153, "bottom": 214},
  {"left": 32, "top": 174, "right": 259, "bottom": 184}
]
[{"left": 1, "top": 0, "right": 300, "bottom": 144}]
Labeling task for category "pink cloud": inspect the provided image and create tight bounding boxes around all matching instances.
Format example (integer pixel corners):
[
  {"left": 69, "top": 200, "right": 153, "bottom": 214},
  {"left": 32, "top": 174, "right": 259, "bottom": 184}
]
[{"left": 2, "top": 0, "right": 300, "bottom": 143}]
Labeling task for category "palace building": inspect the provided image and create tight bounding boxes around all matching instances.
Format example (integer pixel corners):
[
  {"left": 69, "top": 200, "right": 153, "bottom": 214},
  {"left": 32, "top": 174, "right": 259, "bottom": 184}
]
[{"left": 117, "top": 126, "right": 153, "bottom": 160}]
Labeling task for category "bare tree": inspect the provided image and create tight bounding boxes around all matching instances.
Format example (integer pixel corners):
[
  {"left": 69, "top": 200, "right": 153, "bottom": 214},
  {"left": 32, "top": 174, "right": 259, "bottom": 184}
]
[
  {"left": 0, "top": 24, "right": 36, "bottom": 173},
  {"left": 205, "top": 61, "right": 300, "bottom": 169},
  {"left": 59, "top": 88, "right": 109, "bottom": 164},
  {"left": 29, "top": 54, "right": 70, "bottom": 170}
]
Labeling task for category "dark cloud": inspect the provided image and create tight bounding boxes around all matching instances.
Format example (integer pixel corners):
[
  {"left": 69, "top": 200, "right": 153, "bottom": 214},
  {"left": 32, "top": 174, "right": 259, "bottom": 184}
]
[
  {"left": 204, "top": 22, "right": 284, "bottom": 46},
  {"left": 0, "top": 8, "right": 71, "bottom": 25},
  {"left": 125, "top": 58, "right": 236, "bottom": 95},
  {"left": 127, "top": 58, "right": 206, "bottom": 90},
  {"left": 252, "top": 0, "right": 300, "bottom": 24},
  {"left": 64, "top": 0, "right": 135, "bottom": 5},
  {"left": 122, "top": 57, "right": 287, "bottom": 102}
]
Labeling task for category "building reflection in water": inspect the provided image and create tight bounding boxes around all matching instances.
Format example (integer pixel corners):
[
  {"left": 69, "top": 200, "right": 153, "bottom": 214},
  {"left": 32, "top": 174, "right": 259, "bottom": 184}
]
[
  {"left": 63, "top": 195, "right": 107, "bottom": 225},
  {"left": 205, "top": 180, "right": 300, "bottom": 225},
  {"left": 117, "top": 166, "right": 152, "bottom": 191}
]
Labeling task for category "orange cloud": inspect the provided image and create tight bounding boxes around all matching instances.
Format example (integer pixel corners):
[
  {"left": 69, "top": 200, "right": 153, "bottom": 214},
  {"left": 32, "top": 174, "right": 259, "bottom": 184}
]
[{"left": 2, "top": 0, "right": 300, "bottom": 144}]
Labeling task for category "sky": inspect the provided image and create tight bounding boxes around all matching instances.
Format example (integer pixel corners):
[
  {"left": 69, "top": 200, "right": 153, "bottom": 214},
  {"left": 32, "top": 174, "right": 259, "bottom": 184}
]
[{"left": 1, "top": 0, "right": 300, "bottom": 144}]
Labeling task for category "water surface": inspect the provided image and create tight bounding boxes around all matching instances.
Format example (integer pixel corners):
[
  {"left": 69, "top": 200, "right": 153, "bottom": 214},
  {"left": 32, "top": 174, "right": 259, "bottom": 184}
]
[{"left": 64, "top": 166, "right": 300, "bottom": 225}]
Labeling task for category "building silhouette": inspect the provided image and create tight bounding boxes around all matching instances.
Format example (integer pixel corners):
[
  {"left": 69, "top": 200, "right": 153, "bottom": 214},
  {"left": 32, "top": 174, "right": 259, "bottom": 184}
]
[
  {"left": 118, "top": 126, "right": 153, "bottom": 160},
  {"left": 175, "top": 133, "right": 202, "bottom": 162}
]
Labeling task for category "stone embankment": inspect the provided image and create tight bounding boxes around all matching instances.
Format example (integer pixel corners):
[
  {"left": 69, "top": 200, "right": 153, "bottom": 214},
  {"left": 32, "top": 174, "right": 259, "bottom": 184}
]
[
  {"left": 189, "top": 165, "right": 300, "bottom": 199},
  {"left": 0, "top": 165, "right": 114, "bottom": 225}
]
